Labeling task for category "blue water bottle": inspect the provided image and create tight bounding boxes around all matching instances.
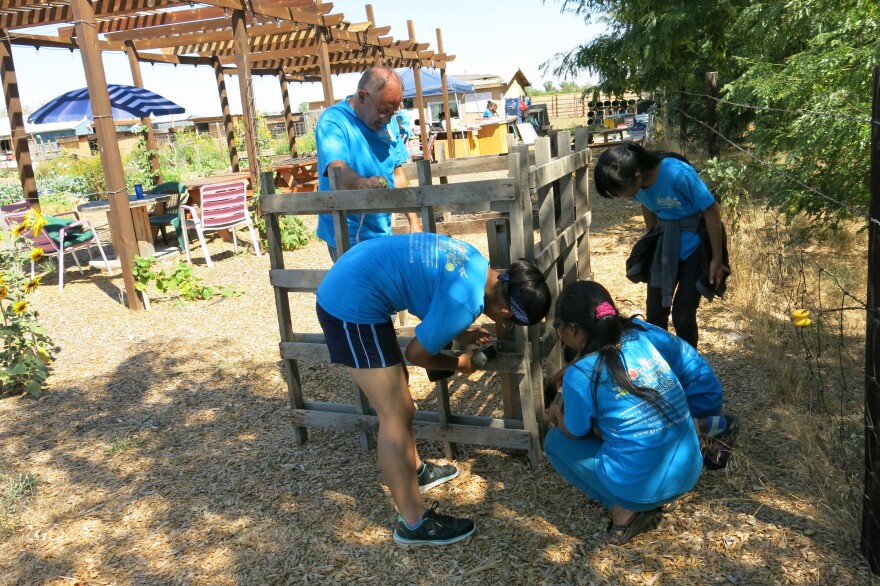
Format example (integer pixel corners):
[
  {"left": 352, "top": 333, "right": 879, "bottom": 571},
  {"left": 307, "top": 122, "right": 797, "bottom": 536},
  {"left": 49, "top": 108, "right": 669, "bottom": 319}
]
[{"left": 134, "top": 183, "right": 144, "bottom": 199}]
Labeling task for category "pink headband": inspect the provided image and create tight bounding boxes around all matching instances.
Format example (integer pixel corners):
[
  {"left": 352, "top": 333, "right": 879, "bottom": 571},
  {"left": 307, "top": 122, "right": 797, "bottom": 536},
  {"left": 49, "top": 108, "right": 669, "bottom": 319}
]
[{"left": 595, "top": 302, "right": 617, "bottom": 320}]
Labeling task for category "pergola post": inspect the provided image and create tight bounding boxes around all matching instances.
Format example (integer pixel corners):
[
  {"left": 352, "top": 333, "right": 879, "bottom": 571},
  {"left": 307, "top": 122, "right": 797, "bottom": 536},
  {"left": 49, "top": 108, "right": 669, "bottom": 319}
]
[
  {"left": 0, "top": 34, "right": 37, "bottom": 205},
  {"left": 278, "top": 68, "right": 297, "bottom": 157},
  {"left": 124, "top": 40, "right": 161, "bottom": 186},
  {"left": 232, "top": 10, "right": 259, "bottom": 189},
  {"left": 71, "top": 0, "right": 143, "bottom": 311},
  {"left": 436, "top": 28, "right": 454, "bottom": 158},
  {"left": 317, "top": 34, "right": 335, "bottom": 108},
  {"left": 364, "top": 5, "right": 383, "bottom": 66},
  {"left": 407, "top": 21, "right": 429, "bottom": 158},
  {"left": 212, "top": 55, "right": 239, "bottom": 173}
]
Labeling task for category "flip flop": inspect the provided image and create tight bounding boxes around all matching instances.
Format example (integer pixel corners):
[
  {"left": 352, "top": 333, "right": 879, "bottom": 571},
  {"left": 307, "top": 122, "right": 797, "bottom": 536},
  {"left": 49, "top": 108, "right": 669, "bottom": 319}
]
[{"left": 603, "top": 509, "right": 662, "bottom": 545}]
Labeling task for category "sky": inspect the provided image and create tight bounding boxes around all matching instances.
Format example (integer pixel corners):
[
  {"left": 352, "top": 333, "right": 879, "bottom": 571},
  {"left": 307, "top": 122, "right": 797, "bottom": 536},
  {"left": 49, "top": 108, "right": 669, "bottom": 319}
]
[{"left": 1, "top": 0, "right": 603, "bottom": 118}]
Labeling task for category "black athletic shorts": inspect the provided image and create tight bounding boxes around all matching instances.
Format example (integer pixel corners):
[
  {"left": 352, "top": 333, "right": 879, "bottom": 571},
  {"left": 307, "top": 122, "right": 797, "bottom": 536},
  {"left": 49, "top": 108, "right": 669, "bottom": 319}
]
[{"left": 316, "top": 302, "right": 402, "bottom": 369}]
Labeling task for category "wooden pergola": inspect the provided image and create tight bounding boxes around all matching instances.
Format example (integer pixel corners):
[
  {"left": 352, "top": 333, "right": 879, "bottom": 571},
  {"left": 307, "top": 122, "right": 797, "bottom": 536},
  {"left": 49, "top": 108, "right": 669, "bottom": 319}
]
[{"left": 0, "top": 0, "right": 456, "bottom": 310}]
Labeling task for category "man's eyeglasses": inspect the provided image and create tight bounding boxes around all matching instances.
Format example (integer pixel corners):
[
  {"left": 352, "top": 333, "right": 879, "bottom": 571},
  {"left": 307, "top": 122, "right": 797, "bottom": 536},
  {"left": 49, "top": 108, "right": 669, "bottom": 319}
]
[{"left": 363, "top": 91, "right": 400, "bottom": 119}]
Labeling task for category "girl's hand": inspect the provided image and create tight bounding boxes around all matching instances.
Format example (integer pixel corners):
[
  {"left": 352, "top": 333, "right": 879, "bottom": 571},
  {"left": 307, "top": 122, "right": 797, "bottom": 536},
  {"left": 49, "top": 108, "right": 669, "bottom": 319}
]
[
  {"left": 709, "top": 257, "right": 730, "bottom": 287},
  {"left": 545, "top": 393, "right": 563, "bottom": 426},
  {"left": 455, "top": 327, "right": 492, "bottom": 347}
]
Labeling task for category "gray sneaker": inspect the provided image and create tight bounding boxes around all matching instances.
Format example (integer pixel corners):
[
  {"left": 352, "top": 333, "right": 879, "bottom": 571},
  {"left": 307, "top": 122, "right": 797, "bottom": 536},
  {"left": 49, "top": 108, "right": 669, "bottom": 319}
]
[
  {"left": 418, "top": 461, "right": 459, "bottom": 494},
  {"left": 393, "top": 502, "right": 476, "bottom": 547}
]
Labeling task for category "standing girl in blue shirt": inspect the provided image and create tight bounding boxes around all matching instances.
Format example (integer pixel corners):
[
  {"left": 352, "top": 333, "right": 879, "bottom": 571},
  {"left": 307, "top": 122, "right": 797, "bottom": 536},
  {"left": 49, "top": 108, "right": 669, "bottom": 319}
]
[
  {"left": 594, "top": 143, "right": 729, "bottom": 348},
  {"left": 544, "top": 281, "right": 704, "bottom": 545}
]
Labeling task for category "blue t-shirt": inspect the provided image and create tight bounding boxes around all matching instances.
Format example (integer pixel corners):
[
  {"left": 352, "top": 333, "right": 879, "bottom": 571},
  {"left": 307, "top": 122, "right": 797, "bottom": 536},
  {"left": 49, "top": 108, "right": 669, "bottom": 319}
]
[
  {"left": 315, "top": 98, "right": 410, "bottom": 249},
  {"left": 635, "top": 319, "right": 723, "bottom": 418},
  {"left": 483, "top": 108, "right": 493, "bottom": 118},
  {"left": 561, "top": 330, "right": 702, "bottom": 504},
  {"left": 635, "top": 158, "right": 715, "bottom": 259},
  {"left": 316, "top": 233, "right": 490, "bottom": 355}
]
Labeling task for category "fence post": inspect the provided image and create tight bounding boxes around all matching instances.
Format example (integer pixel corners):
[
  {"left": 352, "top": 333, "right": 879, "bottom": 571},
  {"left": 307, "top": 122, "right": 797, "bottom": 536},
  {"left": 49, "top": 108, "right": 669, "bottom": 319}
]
[
  {"left": 862, "top": 64, "right": 880, "bottom": 575},
  {"left": 707, "top": 71, "right": 719, "bottom": 159}
]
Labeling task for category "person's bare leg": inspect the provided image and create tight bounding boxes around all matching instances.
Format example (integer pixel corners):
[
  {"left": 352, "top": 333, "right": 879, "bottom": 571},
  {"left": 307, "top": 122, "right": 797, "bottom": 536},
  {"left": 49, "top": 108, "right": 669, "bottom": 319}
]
[{"left": 350, "top": 365, "right": 424, "bottom": 524}]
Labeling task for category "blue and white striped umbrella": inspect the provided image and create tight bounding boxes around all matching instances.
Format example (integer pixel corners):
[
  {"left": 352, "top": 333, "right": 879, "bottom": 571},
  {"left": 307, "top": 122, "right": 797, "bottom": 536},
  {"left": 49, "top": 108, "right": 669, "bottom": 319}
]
[{"left": 28, "top": 84, "right": 185, "bottom": 124}]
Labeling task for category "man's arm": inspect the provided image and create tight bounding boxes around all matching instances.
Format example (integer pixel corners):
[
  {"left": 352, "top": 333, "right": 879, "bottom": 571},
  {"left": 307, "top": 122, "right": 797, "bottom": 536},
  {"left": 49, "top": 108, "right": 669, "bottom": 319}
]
[
  {"left": 326, "top": 160, "right": 382, "bottom": 190},
  {"left": 394, "top": 166, "right": 422, "bottom": 232}
]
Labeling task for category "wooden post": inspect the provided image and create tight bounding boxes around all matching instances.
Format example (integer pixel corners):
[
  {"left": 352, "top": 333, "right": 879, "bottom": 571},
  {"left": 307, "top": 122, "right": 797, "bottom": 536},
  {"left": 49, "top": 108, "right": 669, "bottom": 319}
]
[
  {"left": 317, "top": 34, "right": 335, "bottom": 107},
  {"left": 574, "top": 127, "right": 592, "bottom": 280},
  {"left": 707, "top": 71, "right": 719, "bottom": 159},
  {"left": 407, "top": 21, "right": 429, "bottom": 160},
  {"left": 212, "top": 56, "right": 239, "bottom": 172},
  {"left": 278, "top": 68, "right": 297, "bottom": 157},
  {"left": 0, "top": 35, "right": 37, "bottom": 204},
  {"left": 125, "top": 41, "right": 161, "bottom": 185},
  {"left": 232, "top": 10, "right": 259, "bottom": 190},
  {"left": 262, "top": 170, "right": 307, "bottom": 446},
  {"left": 364, "top": 4, "right": 383, "bottom": 66},
  {"left": 435, "top": 27, "right": 454, "bottom": 158},
  {"left": 71, "top": 0, "right": 143, "bottom": 310},
  {"left": 862, "top": 64, "right": 880, "bottom": 576}
]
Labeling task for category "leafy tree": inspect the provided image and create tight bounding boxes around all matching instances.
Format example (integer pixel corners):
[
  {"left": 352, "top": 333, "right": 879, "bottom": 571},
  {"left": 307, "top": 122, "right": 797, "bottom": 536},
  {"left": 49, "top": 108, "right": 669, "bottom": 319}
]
[{"left": 544, "top": 0, "right": 879, "bottom": 224}]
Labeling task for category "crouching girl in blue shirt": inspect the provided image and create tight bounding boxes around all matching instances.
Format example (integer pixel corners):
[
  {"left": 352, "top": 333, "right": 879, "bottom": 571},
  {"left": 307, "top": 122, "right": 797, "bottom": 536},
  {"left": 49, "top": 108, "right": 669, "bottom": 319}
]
[{"left": 544, "top": 280, "right": 704, "bottom": 545}]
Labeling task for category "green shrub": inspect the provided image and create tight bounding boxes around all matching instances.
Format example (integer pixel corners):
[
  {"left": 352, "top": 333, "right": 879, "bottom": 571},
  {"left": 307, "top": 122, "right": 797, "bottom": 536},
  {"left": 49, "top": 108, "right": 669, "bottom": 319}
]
[
  {"left": 295, "top": 131, "right": 317, "bottom": 155},
  {"left": 35, "top": 151, "right": 105, "bottom": 201},
  {"left": 132, "top": 256, "right": 240, "bottom": 304}
]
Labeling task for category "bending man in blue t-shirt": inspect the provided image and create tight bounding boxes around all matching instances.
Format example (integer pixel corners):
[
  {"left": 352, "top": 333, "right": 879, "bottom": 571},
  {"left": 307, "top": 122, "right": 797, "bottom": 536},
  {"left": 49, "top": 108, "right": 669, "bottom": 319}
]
[
  {"left": 315, "top": 66, "right": 422, "bottom": 261},
  {"left": 316, "top": 233, "right": 551, "bottom": 547}
]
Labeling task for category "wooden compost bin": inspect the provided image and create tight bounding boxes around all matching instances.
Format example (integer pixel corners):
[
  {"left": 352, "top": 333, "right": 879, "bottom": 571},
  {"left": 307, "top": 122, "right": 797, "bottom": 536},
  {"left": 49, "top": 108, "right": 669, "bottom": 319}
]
[{"left": 261, "top": 129, "right": 592, "bottom": 469}]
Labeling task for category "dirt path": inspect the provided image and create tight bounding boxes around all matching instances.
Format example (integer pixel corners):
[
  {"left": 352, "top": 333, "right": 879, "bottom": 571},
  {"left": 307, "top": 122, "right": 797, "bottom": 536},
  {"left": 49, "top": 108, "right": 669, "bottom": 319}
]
[{"left": 0, "top": 196, "right": 876, "bottom": 585}]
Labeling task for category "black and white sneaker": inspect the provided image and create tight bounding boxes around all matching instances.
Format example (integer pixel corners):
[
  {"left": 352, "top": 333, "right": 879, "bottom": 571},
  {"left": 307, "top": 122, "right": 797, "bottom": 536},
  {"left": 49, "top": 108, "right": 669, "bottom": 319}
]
[
  {"left": 393, "top": 502, "right": 476, "bottom": 547},
  {"left": 417, "top": 461, "right": 459, "bottom": 494}
]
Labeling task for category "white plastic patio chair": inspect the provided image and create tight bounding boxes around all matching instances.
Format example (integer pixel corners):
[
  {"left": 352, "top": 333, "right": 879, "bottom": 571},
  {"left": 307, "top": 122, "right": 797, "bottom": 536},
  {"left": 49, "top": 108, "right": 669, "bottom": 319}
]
[{"left": 177, "top": 179, "right": 261, "bottom": 268}]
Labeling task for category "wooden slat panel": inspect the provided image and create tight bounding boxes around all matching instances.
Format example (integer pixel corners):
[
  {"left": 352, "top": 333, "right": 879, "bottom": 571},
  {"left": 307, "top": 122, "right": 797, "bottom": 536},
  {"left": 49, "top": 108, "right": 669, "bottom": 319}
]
[
  {"left": 533, "top": 214, "right": 591, "bottom": 274},
  {"left": 279, "top": 339, "right": 526, "bottom": 374},
  {"left": 260, "top": 179, "right": 516, "bottom": 215},
  {"left": 269, "top": 268, "right": 326, "bottom": 291},
  {"left": 531, "top": 150, "right": 589, "bottom": 190},
  {"left": 304, "top": 401, "right": 525, "bottom": 431},
  {"left": 291, "top": 409, "right": 533, "bottom": 450}
]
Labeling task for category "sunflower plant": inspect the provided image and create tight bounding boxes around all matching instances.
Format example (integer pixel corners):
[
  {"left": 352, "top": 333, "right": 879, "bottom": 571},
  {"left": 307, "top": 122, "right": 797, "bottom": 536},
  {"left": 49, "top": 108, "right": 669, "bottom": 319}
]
[{"left": 0, "top": 208, "right": 53, "bottom": 398}]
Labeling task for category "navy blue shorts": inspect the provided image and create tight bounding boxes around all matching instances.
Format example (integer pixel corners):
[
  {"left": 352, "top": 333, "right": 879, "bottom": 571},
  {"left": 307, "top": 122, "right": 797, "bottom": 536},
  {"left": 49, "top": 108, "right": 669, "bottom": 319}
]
[{"left": 316, "top": 302, "right": 403, "bottom": 369}]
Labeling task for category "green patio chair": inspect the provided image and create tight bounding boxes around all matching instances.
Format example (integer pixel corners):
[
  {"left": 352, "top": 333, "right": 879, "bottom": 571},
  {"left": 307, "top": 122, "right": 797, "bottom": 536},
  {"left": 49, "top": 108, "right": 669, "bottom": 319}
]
[{"left": 147, "top": 181, "right": 189, "bottom": 250}]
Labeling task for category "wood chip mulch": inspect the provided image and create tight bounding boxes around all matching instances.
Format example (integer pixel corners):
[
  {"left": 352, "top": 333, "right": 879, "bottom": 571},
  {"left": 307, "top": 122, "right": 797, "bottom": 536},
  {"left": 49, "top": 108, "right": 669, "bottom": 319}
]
[{"left": 0, "top": 193, "right": 877, "bottom": 585}]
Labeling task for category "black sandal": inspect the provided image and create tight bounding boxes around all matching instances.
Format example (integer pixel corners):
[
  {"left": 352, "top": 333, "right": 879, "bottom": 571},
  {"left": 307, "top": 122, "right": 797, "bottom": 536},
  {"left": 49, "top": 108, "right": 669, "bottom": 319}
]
[{"left": 603, "top": 509, "right": 662, "bottom": 545}]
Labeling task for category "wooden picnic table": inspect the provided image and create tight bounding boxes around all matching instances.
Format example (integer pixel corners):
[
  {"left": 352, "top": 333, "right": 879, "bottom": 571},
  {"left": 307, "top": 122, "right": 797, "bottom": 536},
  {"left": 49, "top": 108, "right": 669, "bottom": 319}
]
[{"left": 271, "top": 156, "right": 318, "bottom": 192}]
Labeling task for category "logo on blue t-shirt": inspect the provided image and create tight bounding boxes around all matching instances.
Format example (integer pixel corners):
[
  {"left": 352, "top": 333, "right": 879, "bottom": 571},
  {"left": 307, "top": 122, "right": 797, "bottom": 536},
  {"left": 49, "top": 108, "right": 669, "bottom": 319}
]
[{"left": 440, "top": 238, "right": 470, "bottom": 278}]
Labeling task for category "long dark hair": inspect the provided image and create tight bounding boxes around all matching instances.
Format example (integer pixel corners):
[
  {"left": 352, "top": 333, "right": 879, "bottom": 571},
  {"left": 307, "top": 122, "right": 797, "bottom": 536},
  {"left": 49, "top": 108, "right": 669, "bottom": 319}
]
[
  {"left": 556, "top": 280, "right": 674, "bottom": 422},
  {"left": 593, "top": 143, "right": 693, "bottom": 199}
]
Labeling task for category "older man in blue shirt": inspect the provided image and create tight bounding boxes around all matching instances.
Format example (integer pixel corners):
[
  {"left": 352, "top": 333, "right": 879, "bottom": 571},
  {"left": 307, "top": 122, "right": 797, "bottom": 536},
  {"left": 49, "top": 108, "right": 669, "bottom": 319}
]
[{"left": 315, "top": 66, "right": 422, "bottom": 261}]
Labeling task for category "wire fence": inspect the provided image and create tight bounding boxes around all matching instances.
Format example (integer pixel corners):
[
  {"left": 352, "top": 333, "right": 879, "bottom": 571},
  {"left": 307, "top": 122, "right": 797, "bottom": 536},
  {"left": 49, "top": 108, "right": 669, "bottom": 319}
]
[{"left": 646, "top": 87, "right": 878, "bottom": 561}]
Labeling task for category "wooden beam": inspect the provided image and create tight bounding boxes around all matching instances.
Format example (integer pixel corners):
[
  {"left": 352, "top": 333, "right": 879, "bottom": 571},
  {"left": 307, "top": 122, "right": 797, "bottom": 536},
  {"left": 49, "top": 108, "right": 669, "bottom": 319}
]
[
  {"left": 437, "top": 27, "right": 453, "bottom": 157},
  {"left": 0, "top": 33, "right": 37, "bottom": 204},
  {"left": 0, "top": 0, "right": 183, "bottom": 31},
  {"left": 125, "top": 40, "right": 160, "bottom": 185},
  {"left": 58, "top": 6, "right": 227, "bottom": 38},
  {"left": 71, "top": 0, "right": 143, "bottom": 310},
  {"left": 212, "top": 55, "right": 239, "bottom": 172},
  {"left": 278, "top": 68, "right": 297, "bottom": 157},
  {"left": 232, "top": 9, "right": 260, "bottom": 189},
  {"left": 317, "top": 34, "right": 334, "bottom": 108}
]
